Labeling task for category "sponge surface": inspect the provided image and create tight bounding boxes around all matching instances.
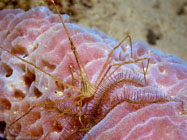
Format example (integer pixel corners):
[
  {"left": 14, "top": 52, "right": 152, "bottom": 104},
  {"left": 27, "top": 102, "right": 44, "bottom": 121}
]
[{"left": 0, "top": 7, "right": 186, "bottom": 140}]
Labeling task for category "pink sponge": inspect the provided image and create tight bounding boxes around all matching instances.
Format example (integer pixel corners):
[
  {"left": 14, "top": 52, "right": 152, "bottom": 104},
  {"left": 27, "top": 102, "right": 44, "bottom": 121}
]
[{"left": 0, "top": 7, "right": 186, "bottom": 140}]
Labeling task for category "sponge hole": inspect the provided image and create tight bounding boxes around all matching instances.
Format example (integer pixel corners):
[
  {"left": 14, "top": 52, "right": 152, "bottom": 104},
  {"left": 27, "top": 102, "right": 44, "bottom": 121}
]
[
  {"left": 41, "top": 59, "right": 56, "bottom": 72},
  {"left": 11, "top": 45, "right": 28, "bottom": 58},
  {"left": 23, "top": 69, "right": 36, "bottom": 87},
  {"left": 29, "top": 112, "right": 41, "bottom": 124},
  {"left": 33, "top": 87, "right": 42, "bottom": 98},
  {"left": 53, "top": 121, "right": 63, "bottom": 133},
  {"left": 11, "top": 122, "right": 21, "bottom": 137},
  {"left": 30, "top": 125, "right": 43, "bottom": 138},
  {"left": 0, "top": 121, "right": 6, "bottom": 134},
  {"left": 0, "top": 98, "right": 11, "bottom": 111},
  {"left": 158, "top": 65, "right": 166, "bottom": 73},
  {"left": 137, "top": 45, "right": 147, "bottom": 57},
  {"left": 1, "top": 63, "right": 13, "bottom": 77},
  {"left": 14, "top": 89, "right": 25, "bottom": 100}
]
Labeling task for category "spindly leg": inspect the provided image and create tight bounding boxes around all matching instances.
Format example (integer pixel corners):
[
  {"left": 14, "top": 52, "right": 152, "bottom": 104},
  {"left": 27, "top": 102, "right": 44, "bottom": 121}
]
[
  {"left": 181, "top": 101, "right": 187, "bottom": 115},
  {"left": 76, "top": 98, "right": 92, "bottom": 136},
  {"left": 170, "top": 97, "right": 187, "bottom": 115},
  {"left": 95, "top": 34, "right": 132, "bottom": 86},
  {"left": 78, "top": 99, "right": 84, "bottom": 128},
  {"left": 0, "top": 46, "right": 79, "bottom": 92},
  {"left": 63, "top": 112, "right": 94, "bottom": 140},
  {"left": 97, "top": 57, "right": 150, "bottom": 88},
  {"left": 42, "top": 101, "right": 78, "bottom": 140},
  {"left": 51, "top": 0, "right": 95, "bottom": 97},
  {"left": 65, "top": 128, "right": 88, "bottom": 140},
  {"left": 51, "top": 0, "right": 87, "bottom": 78},
  {"left": 94, "top": 33, "right": 150, "bottom": 88},
  {"left": 141, "top": 59, "right": 150, "bottom": 85},
  {"left": 64, "top": 124, "right": 93, "bottom": 140},
  {"left": 108, "top": 57, "right": 150, "bottom": 85},
  {"left": 69, "top": 64, "right": 80, "bottom": 86},
  {"left": 5, "top": 97, "right": 73, "bottom": 138},
  {"left": 50, "top": 102, "right": 94, "bottom": 140}
]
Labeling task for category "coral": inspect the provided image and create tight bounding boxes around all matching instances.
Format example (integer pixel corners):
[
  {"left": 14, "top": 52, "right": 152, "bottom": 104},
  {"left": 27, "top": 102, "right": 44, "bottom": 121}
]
[{"left": 0, "top": 6, "right": 186, "bottom": 140}]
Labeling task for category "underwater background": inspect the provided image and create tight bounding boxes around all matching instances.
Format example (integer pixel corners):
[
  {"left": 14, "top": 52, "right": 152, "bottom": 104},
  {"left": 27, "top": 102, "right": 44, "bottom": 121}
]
[{"left": 0, "top": 0, "right": 186, "bottom": 62}]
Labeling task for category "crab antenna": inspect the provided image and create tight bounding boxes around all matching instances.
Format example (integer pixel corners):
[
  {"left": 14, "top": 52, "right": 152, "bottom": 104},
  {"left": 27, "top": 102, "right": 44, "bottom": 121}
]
[
  {"left": 51, "top": 0, "right": 83, "bottom": 74},
  {"left": 0, "top": 46, "right": 78, "bottom": 90}
]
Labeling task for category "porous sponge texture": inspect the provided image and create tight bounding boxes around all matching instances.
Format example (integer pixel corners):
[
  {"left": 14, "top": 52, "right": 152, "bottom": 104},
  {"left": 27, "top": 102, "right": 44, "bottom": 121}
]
[
  {"left": 0, "top": 7, "right": 114, "bottom": 139},
  {"left": 0, "top": 7, "right": 186, "bottom": 140}
]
